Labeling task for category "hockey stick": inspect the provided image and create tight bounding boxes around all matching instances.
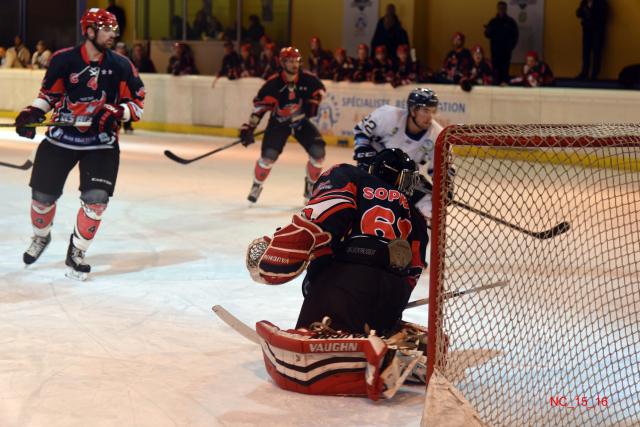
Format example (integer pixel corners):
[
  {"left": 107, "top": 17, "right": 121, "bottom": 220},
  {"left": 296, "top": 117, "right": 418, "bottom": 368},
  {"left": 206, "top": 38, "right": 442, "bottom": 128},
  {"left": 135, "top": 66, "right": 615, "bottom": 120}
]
[
  {"left": 164, "top": 130, "right": 266, "bottom": 165},
  {"left": 212, "top": 305, "right": 260, "bottom": 344},
  {"left": 405, "top": 280, "right": 508, "bottom": 309},
  {"left": 451, "top": 200, "right": 570, "bottom": 240},
  {"left": 0, "top": 159, "right": 33, "bottom": 170},
  {"left": 0, "top": 122, "right": 85, "bottom": 128}
]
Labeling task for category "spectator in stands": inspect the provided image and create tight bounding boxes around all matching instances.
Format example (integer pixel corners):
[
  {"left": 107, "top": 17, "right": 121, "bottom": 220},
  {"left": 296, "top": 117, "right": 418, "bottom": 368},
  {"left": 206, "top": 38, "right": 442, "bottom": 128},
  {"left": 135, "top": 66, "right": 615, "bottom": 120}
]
[
  {"left": 259, "top": 42, "right": 279, "bottom": 79},
  {"left": 30, "top": 40, "right": 51, "bottom": 69},
  {"left": 238, "top": 43, "right": 259, "bottom": 77},
  {"left": 510, "top": 51, "right": 554, "bottom": 87},
  {"left": 167, "top": 42, "right": 198, "bottom": 76},
  {"left": 370, "top": 45, "right": 394, "bottom": 84},
  {"left": 576, "top": 0, "right": 608, "bottom": 80},
  {"left": 438, "top": 32, "right": 472, "bottom": 84},
  {"left": 115, "top": 41, "right": 128, "bottom": 57},
  {"left": 212, "top": 41, "right": 242, "bottom": 87},
  {"left": 392, "top": 44, "right": 420, "bottom": 87},
  {"left": 3, "top": 35, "right": 31, "bottom": 69},
  {"left": 370, "top": 3, "right": 409, "bottom": 61},
  {"left": 131, "top": 43, "right": 156, "bottom": 73},
  {"left": 106, "top": 0, "right": 126, "bottom": 38},
  {"left": 329, "top": 48, "right": 354, "bottom": 82},
  {"left": 246, "top": 15, "right": 265, "bottom": 45},
  {"left": 352, "top": 43, "right": 373, "bottom": 82},
  {"left": 0, "top": 47, "right": 6, "bottom": 67},
  {"left": 460, "top": 45, "right": 493, "bottom": 91},
  {"left": 192, "top": 6, "right": 223, "bottom": 40},
  {"left": 308, "top": 37, "right": 332, "bottom": 79},
  {"left": 484, "top": 1, "right": 519, "bottom": 85}
]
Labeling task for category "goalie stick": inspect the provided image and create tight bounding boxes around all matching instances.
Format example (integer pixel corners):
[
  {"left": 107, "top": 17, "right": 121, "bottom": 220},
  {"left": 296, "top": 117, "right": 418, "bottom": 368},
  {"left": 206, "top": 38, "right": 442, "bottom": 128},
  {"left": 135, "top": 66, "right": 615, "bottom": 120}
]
[
  {"left": 164, "top": 130, "right": 266, "bottom": 165},
  {"left": 405, "top": 280, "right": 508, "bottom": 309},
  {"left": 212, "top": 305, "right": 260, "bottom": 344}
]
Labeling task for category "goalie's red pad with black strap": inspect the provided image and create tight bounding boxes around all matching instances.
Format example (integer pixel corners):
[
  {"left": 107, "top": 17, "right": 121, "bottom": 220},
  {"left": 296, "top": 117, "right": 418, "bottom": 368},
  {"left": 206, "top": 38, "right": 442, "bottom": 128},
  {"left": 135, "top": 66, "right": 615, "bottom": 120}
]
[{"left": 256, "top": 321, "right": 389, "bottom": 400}]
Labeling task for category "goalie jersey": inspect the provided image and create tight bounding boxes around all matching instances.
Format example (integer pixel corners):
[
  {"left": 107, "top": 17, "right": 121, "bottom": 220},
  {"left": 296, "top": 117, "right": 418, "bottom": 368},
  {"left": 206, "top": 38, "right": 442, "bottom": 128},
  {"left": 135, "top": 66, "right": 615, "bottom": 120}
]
[{"left": 353, "top": 105, "right": 443, "bottom": 173}]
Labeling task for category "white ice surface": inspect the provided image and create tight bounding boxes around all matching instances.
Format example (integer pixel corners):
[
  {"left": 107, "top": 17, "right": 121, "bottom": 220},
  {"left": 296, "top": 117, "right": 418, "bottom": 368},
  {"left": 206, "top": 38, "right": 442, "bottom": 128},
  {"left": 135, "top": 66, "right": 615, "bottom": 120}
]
[{"left": 0, "top": 127, "right": 430, "bottom": 427}]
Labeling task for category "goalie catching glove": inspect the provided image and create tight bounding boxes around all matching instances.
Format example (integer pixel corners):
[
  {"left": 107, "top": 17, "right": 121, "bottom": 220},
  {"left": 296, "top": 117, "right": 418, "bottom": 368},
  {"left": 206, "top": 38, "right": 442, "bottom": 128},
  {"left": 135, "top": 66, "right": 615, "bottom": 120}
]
[{"left": 247, "top": 214, "right": 332, "bottom": 284}]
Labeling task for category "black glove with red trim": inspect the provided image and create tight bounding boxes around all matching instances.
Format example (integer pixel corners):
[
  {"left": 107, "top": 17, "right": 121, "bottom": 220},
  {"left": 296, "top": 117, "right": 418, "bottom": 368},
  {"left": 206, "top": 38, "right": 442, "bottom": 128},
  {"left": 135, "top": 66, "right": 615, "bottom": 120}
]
[
  {"left": 92, "top": 104, "right": 124, "bottom": 134},
  {"left": 239, "top": 123, "right": 257, "bottom": 147},
  {"left": 15, "top": 106, "right": 45, "bottom": 139}
]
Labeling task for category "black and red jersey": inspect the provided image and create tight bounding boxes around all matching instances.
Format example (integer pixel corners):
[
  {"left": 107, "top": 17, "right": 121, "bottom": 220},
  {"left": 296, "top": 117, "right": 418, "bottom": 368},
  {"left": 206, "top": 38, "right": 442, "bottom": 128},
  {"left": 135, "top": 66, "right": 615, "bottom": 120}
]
[
  {"left": 33, "top": 44, "right": 145, "bottom": 150},
  {"left": 302, "top": 164, "right": 428, "bottom": 289},
  {"left": 252, "top": 70, "right": 325, "bottom": 124}
]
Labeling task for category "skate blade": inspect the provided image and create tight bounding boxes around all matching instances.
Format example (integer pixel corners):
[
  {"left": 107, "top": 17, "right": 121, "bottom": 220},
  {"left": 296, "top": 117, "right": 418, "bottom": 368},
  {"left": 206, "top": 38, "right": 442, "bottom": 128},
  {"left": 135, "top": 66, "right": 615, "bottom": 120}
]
[{"left": 65, "top": 267, "right": 88, "bottom": 281}]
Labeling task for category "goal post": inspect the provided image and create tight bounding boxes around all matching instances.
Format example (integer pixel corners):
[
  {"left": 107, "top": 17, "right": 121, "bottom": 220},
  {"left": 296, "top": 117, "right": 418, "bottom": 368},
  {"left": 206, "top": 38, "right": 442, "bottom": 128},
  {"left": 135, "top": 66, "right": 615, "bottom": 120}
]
[{"left": 424, "top": 124, "right": 640, "bottom": 426}]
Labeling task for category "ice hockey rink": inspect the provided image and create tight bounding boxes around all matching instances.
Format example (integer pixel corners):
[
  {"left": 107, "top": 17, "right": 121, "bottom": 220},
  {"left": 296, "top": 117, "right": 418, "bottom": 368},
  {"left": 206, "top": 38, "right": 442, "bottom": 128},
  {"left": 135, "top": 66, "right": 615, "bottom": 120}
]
[
  {"left": 2, "top": 126, "right": 638, "bottom": 427},
  {"left": 0, "top": 127, "right": 432, "bottom": 427}
]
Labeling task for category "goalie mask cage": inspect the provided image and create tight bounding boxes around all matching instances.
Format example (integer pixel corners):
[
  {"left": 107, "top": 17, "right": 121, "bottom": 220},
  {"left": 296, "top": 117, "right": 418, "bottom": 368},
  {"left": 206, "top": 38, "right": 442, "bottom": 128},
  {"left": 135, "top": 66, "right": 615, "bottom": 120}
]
[{"left": 425, "top": 124, "right": 640, "bottom": 427}]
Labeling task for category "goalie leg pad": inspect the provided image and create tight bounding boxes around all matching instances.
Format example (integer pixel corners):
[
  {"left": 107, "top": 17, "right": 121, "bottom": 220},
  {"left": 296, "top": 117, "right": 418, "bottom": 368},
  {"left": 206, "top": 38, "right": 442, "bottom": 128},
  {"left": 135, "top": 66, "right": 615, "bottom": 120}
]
[
  {"left": 256, "top": 320, "right": 390, "bottom": 400},
  {"left": 247, "top": 215, "right": 332, "bottom": 285}
]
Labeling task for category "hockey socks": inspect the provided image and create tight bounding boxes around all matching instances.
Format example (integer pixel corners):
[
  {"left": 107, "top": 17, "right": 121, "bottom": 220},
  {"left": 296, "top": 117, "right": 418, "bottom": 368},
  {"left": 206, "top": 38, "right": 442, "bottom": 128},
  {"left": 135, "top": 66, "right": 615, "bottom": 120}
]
[
  {"left": 248, "top": 159, "right": 273, "bottom": 203},
  {"left": 73, "top": 201, "right": 107, "bottom": 251},
  {"left": 304, "top": 158, "right": 323, "bottom": 200},
  {"left": 30, "top": 200, "right": 56, "bottom": 237}
]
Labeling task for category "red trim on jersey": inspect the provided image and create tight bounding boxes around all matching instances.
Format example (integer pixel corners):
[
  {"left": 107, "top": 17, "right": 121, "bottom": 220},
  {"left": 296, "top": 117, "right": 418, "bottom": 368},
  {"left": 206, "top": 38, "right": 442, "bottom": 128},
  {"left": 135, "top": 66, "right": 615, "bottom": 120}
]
[{"left": 80, "top": 43, "right": 104, "bottom": 65}]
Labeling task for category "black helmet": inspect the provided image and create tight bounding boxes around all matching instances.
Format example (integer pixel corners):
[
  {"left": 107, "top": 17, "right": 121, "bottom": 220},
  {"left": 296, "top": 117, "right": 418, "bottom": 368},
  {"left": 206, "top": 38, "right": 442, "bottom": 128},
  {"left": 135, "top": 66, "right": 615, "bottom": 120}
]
[
  {"left": 407, "top": 87, "right": 438, "bottom": 110},
  {"left": 368, "top": 149, "right": 419, "bottom": 196}
]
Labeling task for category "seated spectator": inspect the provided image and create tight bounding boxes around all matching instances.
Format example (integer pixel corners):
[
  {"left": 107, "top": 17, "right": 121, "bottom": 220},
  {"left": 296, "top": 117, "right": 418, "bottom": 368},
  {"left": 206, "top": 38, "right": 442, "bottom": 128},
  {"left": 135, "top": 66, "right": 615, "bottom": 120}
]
[
  {"left": 0, "top": 46, "right": 6, "bottom": 67},
  {"left": 115, "top": 41, "right": 128, "bottom": 57},
  {"left": 239, "top": 43, "right": 259, "bottom": 77},
  {"left": 131, "top": 43, "right": 156, "bottom": 73},
  {"left": 212, "top": 41, "right": 242, "bottom": 87},
  {"left": 30, "top": 40, "right": 51, "bottom": 69},
  {"left": 192, "top": 8, "right": 223, "bottom": 40},
  {"left": 370, "top": 45, "right": 394, "bottom": 84},
  {"left": 392, "top": 44, "right": 420, "bottom": 87},
  {"left": 259, "top": 42, "right": 279, "bottom": 79},
  {"left": 460, "top": 45, "right": 493, "bottom": 91},
  {"left": 510, "top": 51, "right": 554, "bottom": 87},
  {"left": 258, "top": 35, "right": 271, "bottom": 58},
  {"left": 4, "top": 35, "right": 30, "bottom": 69},
  {"left": 167, "top": 42, "right": 198, "bottom": 76},
  {"left": 438, "top": 32, "right": 472, "bottom": 84},
  {"left": 352, "top": 43, "right": 373, "bottom": 82},
  {"left": 328, "top": 48, "right": 354, "bottom": 82},
  {"left": 308, "top": 36, "right": 332, "bottom": 79}
]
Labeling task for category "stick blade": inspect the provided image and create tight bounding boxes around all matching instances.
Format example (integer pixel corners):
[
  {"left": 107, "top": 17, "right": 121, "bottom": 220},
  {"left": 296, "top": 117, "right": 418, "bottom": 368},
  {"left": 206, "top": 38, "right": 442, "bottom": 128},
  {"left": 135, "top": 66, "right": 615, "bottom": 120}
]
[
  {"left": 0, "top": 159, "right": 33, "bottom": 170},
  {"left": 532, "top": 221, "right": 571, "bottom": 239},
  {"left": 163, "top": 150, "right": 190, "bottom": 164}
]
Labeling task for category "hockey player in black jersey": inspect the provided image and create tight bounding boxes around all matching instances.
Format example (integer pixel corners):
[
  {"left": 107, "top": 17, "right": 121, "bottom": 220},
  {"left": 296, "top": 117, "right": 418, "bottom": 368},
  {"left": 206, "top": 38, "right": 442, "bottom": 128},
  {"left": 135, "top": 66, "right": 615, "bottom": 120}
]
[
  {"left": 238, "top": 47, "right": 326, "bottom": 204},
  {"left": 247, "top": 148, "right": 428, "bottom": 334},
  {"left": 14, "top": 8, "right": 145, "bottom": 280}
]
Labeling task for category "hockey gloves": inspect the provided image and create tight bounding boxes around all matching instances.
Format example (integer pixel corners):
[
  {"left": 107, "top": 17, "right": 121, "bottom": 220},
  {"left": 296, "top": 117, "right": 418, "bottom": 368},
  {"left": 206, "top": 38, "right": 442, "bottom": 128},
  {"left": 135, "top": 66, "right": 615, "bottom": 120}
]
[
  {"left": 239, "top": 123, "right": 257, "bottom": 146},
  {"left": 353, "top": 145, "right": 378, "bottom": 169},
  {"left": 246, "top": 215, "right": 331, "bottom": 285},
  {"left": 92, "top": 104, "right": 125, "bottom": 134},
  {"left": 15, "top": 106, "right": 46, "bottom": 139}
]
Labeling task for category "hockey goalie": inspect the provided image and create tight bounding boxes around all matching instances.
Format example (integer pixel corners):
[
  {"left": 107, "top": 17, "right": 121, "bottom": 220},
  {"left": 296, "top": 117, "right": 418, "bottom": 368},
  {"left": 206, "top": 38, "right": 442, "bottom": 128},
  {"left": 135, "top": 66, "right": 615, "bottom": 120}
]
[{"left": 246, "top": 149, "right": 435, "bottom": 400}]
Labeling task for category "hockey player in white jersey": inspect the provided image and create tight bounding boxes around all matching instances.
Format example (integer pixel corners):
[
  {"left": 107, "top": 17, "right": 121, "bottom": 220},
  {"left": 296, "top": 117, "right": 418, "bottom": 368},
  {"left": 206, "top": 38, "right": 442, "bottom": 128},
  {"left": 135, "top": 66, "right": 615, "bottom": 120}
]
[{"left": 353, "top": 87, "right": 448, "bottom": 221}]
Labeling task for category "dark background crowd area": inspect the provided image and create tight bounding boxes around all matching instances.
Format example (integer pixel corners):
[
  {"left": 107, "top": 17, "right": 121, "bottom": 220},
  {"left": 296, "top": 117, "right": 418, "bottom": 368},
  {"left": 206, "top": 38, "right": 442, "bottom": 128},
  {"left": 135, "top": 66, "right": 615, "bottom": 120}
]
[{"left": 1, "top": 0, "right": 638, "bottom": 90}]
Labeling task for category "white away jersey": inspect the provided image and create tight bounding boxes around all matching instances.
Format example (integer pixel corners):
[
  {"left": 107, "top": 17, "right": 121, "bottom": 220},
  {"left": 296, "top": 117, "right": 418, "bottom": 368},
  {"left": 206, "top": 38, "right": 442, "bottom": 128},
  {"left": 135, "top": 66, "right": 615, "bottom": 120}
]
[{"left": 353, "top": 105, "right": 443, "bottom": 173}]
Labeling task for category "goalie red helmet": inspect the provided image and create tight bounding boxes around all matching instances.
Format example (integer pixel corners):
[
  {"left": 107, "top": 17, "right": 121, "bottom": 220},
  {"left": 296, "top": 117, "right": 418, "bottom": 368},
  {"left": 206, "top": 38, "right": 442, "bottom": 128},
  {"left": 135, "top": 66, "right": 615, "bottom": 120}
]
[
  {"left": 80, "top": 8, "right": 119, "bottom": 36},
  {"left": 279, "top": 46, "right": 302, "bottom": 62}
]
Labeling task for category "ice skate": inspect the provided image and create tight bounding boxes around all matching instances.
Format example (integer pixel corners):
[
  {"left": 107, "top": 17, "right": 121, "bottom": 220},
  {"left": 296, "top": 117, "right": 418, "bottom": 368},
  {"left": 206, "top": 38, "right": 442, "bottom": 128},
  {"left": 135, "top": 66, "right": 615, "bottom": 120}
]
[
  {"left": 23, "top": 233, "right": 51, "bottom": 265},
  {"left": 65, "top": 235, "right": 91, "bottom": 281},
  {"left": 247, "top": 181, "right": 263, "bottom": 203}
]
